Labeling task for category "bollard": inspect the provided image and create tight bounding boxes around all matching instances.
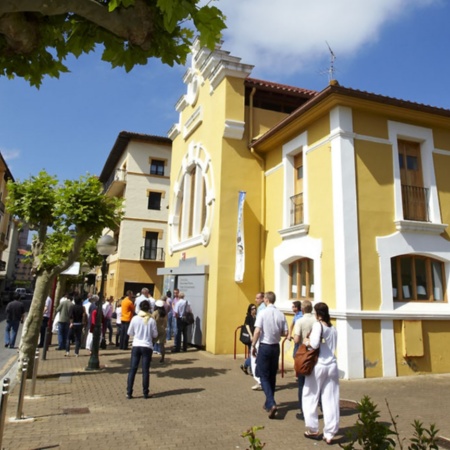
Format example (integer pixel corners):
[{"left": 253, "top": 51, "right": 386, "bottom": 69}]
[
  {"left": 30, "top": 349, "right": 40, "bottom": 397},
  {"left": 0, "top": 378, "right": 10, "bottom": 449},
  {"left": 15, "top": 357, "right": 28, "bottom": 420}
]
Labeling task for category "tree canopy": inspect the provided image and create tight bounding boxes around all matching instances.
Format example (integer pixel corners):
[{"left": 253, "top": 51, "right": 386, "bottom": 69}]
[
  {"left": 0, "top": 0, "right": 226, "bottom": 87},
  {"left": 6, "top": 171, "right": 122, "bottom": 374}
]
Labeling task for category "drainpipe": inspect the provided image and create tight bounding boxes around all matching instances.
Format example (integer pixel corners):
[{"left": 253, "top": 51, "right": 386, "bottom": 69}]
[{"left": 247, "top": 87, "right": 265, "bottom": 289}]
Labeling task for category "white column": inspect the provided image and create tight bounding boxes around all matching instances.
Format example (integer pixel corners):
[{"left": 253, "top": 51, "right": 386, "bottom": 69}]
[{"left": 330, "top": 106, "right": 364, "bottom": 379}]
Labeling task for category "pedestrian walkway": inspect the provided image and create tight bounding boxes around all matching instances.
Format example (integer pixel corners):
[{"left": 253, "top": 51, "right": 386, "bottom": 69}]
[{"left": 1, "top": 344, "right": 450, "bottom": 449}]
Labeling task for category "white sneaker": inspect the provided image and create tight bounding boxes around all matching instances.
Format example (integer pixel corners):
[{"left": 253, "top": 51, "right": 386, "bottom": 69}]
[{"left": 252, "top": 384, "right": 262, "bottom": 391}]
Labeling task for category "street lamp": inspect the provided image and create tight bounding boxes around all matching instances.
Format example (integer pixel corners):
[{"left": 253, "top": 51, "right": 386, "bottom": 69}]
[{"left": 86, "top": 235, "right": 116, "bottom": 371}]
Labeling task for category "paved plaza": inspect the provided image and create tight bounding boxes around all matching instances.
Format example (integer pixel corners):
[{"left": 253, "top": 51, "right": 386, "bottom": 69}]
[{"left": 1, "top": 343, "right": 450, "bottom": 450}]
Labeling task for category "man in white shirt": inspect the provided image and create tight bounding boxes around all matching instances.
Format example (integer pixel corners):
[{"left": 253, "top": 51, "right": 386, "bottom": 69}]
[
  {"left": 135, "top": 288, "right": 155, "bottom": 314},
  {"left": 250, "top": 292, "right": 265, "bottom": 390},
  {"left": 126, "top": 300, "right": 158, "bottom": 399},
  {"left": 172, "top": 292, "right": 190, "bottom": 353},
  {"left": 251, "top": 291, "right": 288, "bottom": 419}
]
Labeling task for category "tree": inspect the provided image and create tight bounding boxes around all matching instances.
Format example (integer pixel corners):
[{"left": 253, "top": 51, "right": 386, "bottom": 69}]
[
  {"left": 0, "top": 0, "right": 226, "bottom": 87},
  {"left": 6, "top": 171, "right": 122, "bottom": 375}
]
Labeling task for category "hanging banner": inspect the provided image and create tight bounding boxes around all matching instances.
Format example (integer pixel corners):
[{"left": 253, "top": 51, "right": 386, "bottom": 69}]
[{"left": 235, "top": 191, "right": 246, "bottom": 283}]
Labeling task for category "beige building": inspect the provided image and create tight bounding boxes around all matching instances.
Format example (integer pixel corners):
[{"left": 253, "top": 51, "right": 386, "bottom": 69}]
[{"left": 98, "top": 131, "right": 172, "bottom": 300}]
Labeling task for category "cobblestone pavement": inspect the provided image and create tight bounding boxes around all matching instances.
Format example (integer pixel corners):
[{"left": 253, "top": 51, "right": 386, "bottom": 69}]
[{"left": 1, "top": 343, "right": 450, "bottom": 450}]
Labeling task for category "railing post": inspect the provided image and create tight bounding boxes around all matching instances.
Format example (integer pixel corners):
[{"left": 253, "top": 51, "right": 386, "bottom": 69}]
[
  {"left": 30, "top": 349, "right": 40, "bottom": 397},
  {"left": 15, "top": 357, "right": 29, "bottom": 420},
  {"left": 0, "top": 378, "right": 10, "bottom": 449}
]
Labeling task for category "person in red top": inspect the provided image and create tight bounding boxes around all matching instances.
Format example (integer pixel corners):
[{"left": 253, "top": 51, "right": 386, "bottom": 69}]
[{"left": 120, "top": 291, "right": 135, "bottom": 350}]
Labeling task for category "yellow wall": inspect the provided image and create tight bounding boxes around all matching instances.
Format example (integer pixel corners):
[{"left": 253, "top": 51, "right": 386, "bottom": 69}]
[
  {"left": 434, "top": 153, "right": 450, "bottom": 241},
  {"left": 308, "top": 143, "right": 336, "bottom": 307},
  {"left": 394, "top": 320, "right": 450, "bottom": 375},
  {"left": 362, "top": 320, "right": 383, "bottom": 378},
  {"left": 354, "top": 140, "right": 396, "bottom": 310},
  {"left": 352, "top": 109, "right": 388, "bottom": 139}
]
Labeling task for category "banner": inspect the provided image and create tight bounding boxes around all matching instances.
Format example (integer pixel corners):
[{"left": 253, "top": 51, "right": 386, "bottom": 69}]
[{"left": 235, "top": 191, "right": 246, "bottom": 283}]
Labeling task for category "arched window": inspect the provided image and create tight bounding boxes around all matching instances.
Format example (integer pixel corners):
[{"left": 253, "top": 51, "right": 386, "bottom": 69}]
[
  {"left": 391, "top": 254, "right": 446, "bottom": 301},
  {"left": 169, "top": 142, "right": 214, "bottom": 254},
  {"left": 289, "top": 258, "right": 314, "bottom": 300}
]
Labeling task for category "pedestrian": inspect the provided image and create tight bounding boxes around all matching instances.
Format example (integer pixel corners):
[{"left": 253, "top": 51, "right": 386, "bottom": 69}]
[
  {"left": 240, "top": 303, "right": 256, "bottom": 375},
  {"left": 120, "top": 291, "right": 135, "bottom": 350},
  {"left": 56, "top": 293, "right": 73, "bottom": 352},
  {"left": 251, "top": 291, "right": 288, "bottom": 419},
  {"left": 165, "top": 290, "right": 176, "bottom": 341},
  {"left": 38, "top": 296, "right": 52, "bottom": 348},
  {"left": 287, "top": 300, "right": 303, "bottom": 344},
  {"left": 293, "top": 300, "right": 316, "bottom": 417},
  {"left": 68, "top": 296, "right": 86, "bottom": 357},
  {"left": 172, "top": 291, "right": 191, "bottom": 353},
  {"left": 115, "top": 298, "right": 123, "bottom": 347},
  {"left": 152, "top": 299, "right": 168, "bottom": 363},
  {"left": 250, "top": 292, "right": 265, "bottom": 390},
  {"left": 103, "top": 296, "right": 114, "bottom": 345},
  {"left": 5, "top": 293, "right": 25, "bottom": 349},
  {"left": 126, "top": 300, "right": 158, "bottom": 399},
  {"left": 303, "top": 302, "right": 339, "bottom": 444}
]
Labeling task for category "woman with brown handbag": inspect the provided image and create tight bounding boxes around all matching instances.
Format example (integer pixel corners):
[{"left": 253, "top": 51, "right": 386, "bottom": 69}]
[{"left": 302, "top": 302, "right": 339, "bottom": 445}]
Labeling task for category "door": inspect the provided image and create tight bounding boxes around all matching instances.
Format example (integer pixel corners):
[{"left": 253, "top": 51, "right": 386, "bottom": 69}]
[
  {"left": 144, "top": 231, "right": 158, "bottom": 260},
  {"left": 398, "top": 140, "right": 426, "bottom": 221},
  {"left": 292, "top": 153, "right": 304, "bottom": 225}
]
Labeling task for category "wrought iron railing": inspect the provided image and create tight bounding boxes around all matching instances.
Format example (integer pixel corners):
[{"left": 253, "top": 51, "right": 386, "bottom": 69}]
[
  {"left": 402, "top": 185, "right": 429, "bottom": 222},
  {"left": 290, "top": 193, "right": 304, "bottom": 226},
  {"left": 140, "top": 246, "right": 165, "bottom": 261}
]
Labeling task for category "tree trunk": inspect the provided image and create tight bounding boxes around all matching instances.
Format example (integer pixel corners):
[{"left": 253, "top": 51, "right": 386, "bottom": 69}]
[{"left": 18, "top": 271, "right": 53, "bottom": 378}]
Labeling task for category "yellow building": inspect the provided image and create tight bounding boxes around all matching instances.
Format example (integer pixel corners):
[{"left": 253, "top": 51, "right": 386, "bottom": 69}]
[
  {"left": 99, "top": 131, "right": 172, "bottom": 301},
  {"left": 159, "top": 42, "right": 450, "bottom": 378}
]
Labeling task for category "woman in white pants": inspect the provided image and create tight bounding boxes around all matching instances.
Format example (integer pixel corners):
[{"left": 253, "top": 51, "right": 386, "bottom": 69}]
[{"left": 302, "top": 302, "right": 339, "bottom": 444}]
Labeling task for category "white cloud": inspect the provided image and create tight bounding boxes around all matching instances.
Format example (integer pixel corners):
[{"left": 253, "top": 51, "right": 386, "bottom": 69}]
[
  {"left": 218, "top": 0, "right": 439, "bottom": 76},
  {"left": 1, "top": 148, "right": 20, "bottom": 161}
]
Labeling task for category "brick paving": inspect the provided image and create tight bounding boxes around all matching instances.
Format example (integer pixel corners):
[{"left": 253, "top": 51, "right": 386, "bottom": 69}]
[{"left": 1, "top": 343, "right": 450, "bottom": 450}]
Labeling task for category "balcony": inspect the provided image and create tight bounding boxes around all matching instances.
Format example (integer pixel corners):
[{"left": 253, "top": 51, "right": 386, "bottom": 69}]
[
  {"left": 290, "top": 193, "right": 304, "bottom": 226},
  {"left": 402, "top": 185, "right": 429, "bottom": 222},
  {"left": 103, "top": 168, "right": 127, "bottom": 196},
  {"left": 140, "top": 246, "right": 165, "bottom": 261}
]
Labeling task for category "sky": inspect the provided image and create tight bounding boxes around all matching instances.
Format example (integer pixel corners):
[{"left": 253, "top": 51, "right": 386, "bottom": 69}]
[{"left": 1, "top": 0, "right": 449, "bottom": 182}]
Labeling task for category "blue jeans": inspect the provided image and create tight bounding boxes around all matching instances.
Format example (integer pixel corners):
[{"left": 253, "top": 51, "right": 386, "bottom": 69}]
[
  {"left": 127, "top": 346, "right": 153, "bottom": 397},
  {"left": 57, "top": 321, "right": 70, "bottom": 351},
  {"left": 174, "top": 317, "right": 188, "bottom": 351},
  {"left": 5, "top": 320, "right": 20, "bottom": 348},
  {"left": 256, "top": 343, "right": 280, "bottom": 410},
  {"left": 120, "top": 321, "right": 130, "bottom": 349},
  {"left": 166, "top": 311, "right": 176, "bottom": 340},
  {"left": 69, "top": 325, "right": 83, "bottom": 355}
]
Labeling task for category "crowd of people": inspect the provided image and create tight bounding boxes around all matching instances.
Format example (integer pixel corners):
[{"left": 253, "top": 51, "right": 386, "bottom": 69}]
[
  {"left": 37, "top": 287, "right": 338, "bottom": 443},
  {"left": 239, "top": 292, "right": 339, "bottom": 445},
  {"left": 41, "top": 287, "right": 193, "bottom": 400}
]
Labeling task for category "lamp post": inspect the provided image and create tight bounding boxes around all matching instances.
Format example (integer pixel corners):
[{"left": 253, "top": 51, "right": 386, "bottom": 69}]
[{"left": 86, "top": 235, "right": 116, "bottom": 371}]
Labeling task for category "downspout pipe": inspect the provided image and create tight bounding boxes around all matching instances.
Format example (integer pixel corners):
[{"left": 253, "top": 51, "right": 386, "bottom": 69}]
[{"left": 247, "top": 87, "right": 265, "bottom": 288}]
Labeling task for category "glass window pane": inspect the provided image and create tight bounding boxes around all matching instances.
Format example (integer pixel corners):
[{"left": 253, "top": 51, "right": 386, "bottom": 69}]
[
  {"left": 300, "top": 260, "right": 307, "bottom": 297},
  {"left": 297, "top": 166, "right": 303, "bottom": 180},
  {"left": 391, "top": 257, "right": 398, "bottom": 299},
  {"left": 432, "top": 260, "right": 444, "bottom": 301},
  {"left": 400, "top": 257, "right": 412, "bottom": 299},
  {"left": 406, "top": 155, "right": 418, "bottom": 171},
  {"left": 290, "top": 262, "right": 298, "bottom": 298},
  {"left": 415, "top": 258, "right": 427, "bottom": 299}
]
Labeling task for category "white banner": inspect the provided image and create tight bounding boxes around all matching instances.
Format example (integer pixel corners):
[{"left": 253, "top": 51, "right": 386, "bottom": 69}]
[{"left": 235, "top": 191, "right": 246, "bottom": 283}]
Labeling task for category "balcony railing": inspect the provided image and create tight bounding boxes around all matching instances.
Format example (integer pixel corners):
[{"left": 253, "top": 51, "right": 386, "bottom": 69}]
[
  {"left": 290, "top": 193, "right": 304, "bottom": 226},
  {"left": 140, "top": 246, "right": 165, "bottom": 261},
  {"left": 103, "top": 168, "right": 127, "bottom": 193},
  {"left": 402, "top": 185, "right": 429, "bottom": 222}
]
